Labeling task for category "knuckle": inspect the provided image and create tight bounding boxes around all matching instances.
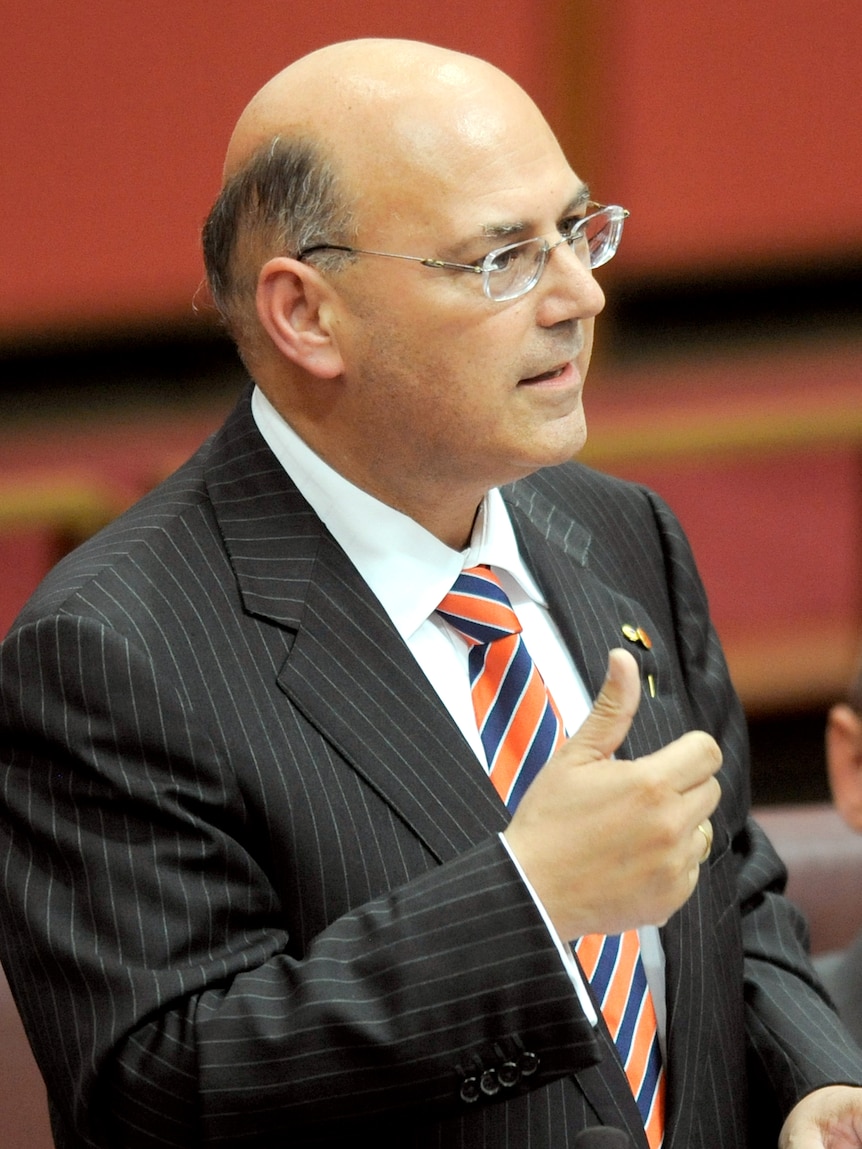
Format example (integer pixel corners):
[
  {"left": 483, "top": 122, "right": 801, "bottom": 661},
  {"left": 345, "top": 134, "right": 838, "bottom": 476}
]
[
  {"left": 635, "top": 770, "right": 668, "bottom": 809},
  {"left": 683, "top": 729, "right": 722, "bottom": 768},
  {"left": 652, "top": 809, "right": 680, "bottom": 851},
  {"left": 700, "top": 731, "right": 723, "bottom": 768}
]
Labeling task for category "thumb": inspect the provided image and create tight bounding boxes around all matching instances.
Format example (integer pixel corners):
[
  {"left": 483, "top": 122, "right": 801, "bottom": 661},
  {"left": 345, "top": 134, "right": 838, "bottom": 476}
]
[{"left": 570, "top": 647, "right": 641, "bottom": 764}]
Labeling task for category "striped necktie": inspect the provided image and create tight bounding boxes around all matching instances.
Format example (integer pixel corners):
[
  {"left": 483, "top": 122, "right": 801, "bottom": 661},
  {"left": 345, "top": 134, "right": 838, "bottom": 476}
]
[{"left": 437, "top": 565, "right": 665, "bottom": 1148}]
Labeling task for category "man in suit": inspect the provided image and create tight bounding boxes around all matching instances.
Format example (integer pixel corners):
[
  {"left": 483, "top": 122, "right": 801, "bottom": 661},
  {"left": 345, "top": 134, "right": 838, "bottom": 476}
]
[
  {"left": 2, "top": 36, "right": 862, "bottom": 1149},
  {"left": 816, "top": 655, "right": 862, "bottom": 1044}
]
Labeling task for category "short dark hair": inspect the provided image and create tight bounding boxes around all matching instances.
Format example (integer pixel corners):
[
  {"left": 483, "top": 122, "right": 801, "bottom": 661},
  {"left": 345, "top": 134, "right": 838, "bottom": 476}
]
[{"left": 201, "top": 136, "right": 356, "bottom": 350}]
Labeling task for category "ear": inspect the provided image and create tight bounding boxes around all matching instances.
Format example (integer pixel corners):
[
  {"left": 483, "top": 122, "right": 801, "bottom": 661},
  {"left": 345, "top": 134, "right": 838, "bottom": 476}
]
[
  {"left": 826, "top": 703, "right": 862, "bottom": 831},
  {"left": 255, "top": 257, "right": 345, "bottom": 379}
]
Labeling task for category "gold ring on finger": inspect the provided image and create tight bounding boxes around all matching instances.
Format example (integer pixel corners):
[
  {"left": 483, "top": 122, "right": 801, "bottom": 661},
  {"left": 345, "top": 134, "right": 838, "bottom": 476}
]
[{"left": 696, "top": 821, "right": 713, "bottom": 864}]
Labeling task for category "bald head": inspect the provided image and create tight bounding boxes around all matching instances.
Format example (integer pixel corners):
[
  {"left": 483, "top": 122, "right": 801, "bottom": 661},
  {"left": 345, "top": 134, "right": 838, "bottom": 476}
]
[
  {"left": 202, "top": 39, "right": 565, "bottom": 359},
  {"left": 223, "top": 39, "right": 546, "bottom": 181}
]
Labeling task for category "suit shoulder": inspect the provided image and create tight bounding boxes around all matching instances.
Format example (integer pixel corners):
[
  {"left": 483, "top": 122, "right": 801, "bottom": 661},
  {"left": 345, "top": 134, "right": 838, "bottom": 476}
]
[
  {"left": 7, "top": 391, "right": 275, "bottom": 632},
  {"left": 505, "top": 462, "right": 699, "bottom": 592},
  {"left": 9, "top": 443, "right": 218, "bottom": 632},
  {"left": 510, "top": 460, "right": 673, "bottom": 529}
]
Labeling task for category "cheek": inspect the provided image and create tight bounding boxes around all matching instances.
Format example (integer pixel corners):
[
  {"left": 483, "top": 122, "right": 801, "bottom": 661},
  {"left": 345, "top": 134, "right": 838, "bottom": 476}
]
[
  {"left": 344, "top": 284, "right": 523, "bottom": 420},
  {"left": 581, "top": 318, "right": 595, "bottom": 362},
  {"left": 426, "top": 317, "right": 524, "bottom": 399}
]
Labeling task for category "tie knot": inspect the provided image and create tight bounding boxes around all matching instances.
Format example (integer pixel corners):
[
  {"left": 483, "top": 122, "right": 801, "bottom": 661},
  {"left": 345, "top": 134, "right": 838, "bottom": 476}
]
[{"left": 436, "top": 565, "right": 522, "bottom": 646}]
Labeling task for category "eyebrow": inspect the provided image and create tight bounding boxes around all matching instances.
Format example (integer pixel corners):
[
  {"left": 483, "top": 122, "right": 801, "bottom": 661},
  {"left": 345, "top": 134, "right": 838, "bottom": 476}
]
[{"left": 478, "top": 184, "right": 592, "bottom": 241}]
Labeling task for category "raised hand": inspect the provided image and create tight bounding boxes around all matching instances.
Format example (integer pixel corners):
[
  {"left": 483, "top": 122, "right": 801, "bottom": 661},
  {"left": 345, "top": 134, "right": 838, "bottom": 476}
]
[{"left": 504, "top": 647, "right": 722, "bottom": 940}]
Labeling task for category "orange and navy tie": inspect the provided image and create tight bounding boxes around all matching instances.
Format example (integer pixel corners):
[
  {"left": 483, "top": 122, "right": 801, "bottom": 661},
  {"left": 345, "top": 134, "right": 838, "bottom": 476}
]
[{"left": 437, "top": 564, "right": 665, "bottom": 1148}]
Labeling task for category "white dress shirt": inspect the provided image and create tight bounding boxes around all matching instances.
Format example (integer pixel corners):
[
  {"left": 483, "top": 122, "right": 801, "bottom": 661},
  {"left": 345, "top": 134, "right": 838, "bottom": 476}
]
[{"left": 251, "top": 386, "right": 666, "bottom": 1043}]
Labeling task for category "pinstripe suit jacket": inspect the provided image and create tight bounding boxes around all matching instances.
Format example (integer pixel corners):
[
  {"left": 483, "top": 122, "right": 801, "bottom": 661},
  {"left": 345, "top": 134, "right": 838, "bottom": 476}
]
[{"left": 2, "top": 389, "right": 861, "bottom": 1149}]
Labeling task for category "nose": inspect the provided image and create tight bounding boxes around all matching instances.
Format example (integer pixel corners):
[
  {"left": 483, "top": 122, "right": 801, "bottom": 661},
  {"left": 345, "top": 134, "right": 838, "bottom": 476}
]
[{"left": 535, "top": 237, "right": 606, "bottom": 326}]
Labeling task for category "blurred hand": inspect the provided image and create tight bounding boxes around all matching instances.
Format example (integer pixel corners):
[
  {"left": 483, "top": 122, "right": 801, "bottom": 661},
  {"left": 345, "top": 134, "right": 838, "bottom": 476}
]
[
  {"left": 504, "top": 647, "right": 722, "bottom": 940},
  {"left": 779, "top": 1086, "right": 862, "bottom": 1148}
]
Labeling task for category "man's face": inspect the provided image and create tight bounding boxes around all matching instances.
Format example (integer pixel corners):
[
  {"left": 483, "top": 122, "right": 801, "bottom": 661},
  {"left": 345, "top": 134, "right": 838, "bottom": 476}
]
[{"left": 308, "top": 77, "right": 608, "bottom": 532}]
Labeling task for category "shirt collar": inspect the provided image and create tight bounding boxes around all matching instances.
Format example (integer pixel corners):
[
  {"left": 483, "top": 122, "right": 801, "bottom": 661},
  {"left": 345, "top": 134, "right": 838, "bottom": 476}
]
[{"left": 251, "top": 386, "right": 546, "bottom": 639}]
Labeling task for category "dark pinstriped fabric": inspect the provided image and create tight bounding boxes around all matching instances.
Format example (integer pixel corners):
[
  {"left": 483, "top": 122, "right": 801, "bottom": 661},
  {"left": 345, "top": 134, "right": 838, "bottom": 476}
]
[{"left": 1, "top": 389, "right": 861, "bottom": 1149}]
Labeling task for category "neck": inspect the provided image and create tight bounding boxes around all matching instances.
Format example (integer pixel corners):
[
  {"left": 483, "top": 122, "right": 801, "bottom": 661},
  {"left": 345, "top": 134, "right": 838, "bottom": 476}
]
[{"left": 253, "top": 381, "right": 486, "bottom": 550}]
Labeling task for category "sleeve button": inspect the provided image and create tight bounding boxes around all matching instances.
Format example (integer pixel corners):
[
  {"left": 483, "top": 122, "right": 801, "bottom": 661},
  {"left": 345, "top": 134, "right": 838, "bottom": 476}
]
[
  {"left": 498, "top": 1060, "right": 521, "bottom": 1088},
  {"left": 480, "top": 1068, "right": 500, "bottom": 1096},
  {"left": 520, "top": 1050, "right": 540, "bottom": 1077},
  {"left": 460, "top": 1076, "right": 480, "bottom": 1103}
]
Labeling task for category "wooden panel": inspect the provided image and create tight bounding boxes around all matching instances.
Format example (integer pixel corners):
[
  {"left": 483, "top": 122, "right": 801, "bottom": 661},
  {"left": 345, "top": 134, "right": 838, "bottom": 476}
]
[{"left": 581, "top": 344, "right": 862, "bottom": 711}]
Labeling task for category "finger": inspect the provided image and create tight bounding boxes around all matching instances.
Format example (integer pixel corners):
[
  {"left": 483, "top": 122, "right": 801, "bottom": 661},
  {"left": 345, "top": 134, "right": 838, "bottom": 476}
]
[
  {"left": 674, "top": 773, "right": 721, "bottom": 842},
  {"left": 567, "top": 648, "right": 641, "bottom": 765},
  {"left": 640, "top": 728, "right": 723, "bottom": 794}
]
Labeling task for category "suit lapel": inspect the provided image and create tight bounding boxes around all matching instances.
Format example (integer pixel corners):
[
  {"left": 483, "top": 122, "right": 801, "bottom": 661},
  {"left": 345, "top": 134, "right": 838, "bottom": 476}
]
[
  {"left": 273, "top": 533, "right": 510, "bottom": 859},
  {"left": 505, "top": 489, "right": 664, "bottom": 748},
  {"left": 204, "top": 396, "right": 508, "bottom": 864},
  {"left": 506, "top": 484, "right": 714, "bottom": 1147}
]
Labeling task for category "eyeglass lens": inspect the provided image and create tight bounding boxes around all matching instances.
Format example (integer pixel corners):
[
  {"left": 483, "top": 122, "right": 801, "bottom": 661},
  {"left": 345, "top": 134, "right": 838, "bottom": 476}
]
[
  {"left": 582, "top": 210, "right": 624, "bottom": 269},
  {"left": 484, "top": 208, "right": 624, "bottom": 301}
]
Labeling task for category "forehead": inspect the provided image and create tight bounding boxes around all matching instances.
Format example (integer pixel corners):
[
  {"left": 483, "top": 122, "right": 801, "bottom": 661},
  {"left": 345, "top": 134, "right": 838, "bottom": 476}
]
[
  {"left": 455, "top": 146, "right": 586, "bottom": 244},
  {"left": 342, "top": 82, "right": 583, "bottom": 244}
]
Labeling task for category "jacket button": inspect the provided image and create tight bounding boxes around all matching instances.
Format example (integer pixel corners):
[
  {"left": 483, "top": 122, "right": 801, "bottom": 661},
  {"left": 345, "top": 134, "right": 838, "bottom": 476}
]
[
  {"left": 460, "top": 1076, "right": 480, "bottom": 1103},
  {"left": 480, "top": 1068, "right": 500, "bottom": 1096},
  {"left": 520, "top": 1050, "right": 540, "bottom": 1077},
  {"left": 498, "top": 1060, "right": 521, "bottom": 1088}
]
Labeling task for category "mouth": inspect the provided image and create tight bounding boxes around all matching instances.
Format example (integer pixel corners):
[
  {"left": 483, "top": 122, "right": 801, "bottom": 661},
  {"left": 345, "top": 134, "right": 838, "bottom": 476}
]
[{"left": 519, "top": 361, "right": 574, "bottom": 385}]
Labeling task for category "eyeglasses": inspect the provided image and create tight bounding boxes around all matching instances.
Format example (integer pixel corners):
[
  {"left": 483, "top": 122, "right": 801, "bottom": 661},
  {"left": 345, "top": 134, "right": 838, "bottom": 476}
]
[{"left": 297, "top": 202, "right": 629, "bottom": 303}]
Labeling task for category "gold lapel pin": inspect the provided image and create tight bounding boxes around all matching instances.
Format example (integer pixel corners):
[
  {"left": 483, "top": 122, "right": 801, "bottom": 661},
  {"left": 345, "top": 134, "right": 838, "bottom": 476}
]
[
  {"left": 621, "top": 624, "right": 656, "bottom": 697},
  {"left": 621, "top": 623, "right": 652, "bottom": 650}
]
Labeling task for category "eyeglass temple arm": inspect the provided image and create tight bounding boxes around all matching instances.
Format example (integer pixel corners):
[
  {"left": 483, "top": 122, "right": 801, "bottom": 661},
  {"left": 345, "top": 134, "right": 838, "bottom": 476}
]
[
  {"left": 297, "top": 243, "right": 485, "bottom": 274},
  {"left": 297, "top": 243, "right": 483, "bottom": 273}
]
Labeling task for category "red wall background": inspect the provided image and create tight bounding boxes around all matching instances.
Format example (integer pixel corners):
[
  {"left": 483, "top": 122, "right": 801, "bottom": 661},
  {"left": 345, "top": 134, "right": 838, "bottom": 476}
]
[
  {"left": 0, "top": 0, "right": 557, "bottom": 338},
  {"left": 3, "top": 0, "right": 862, "bottom": 338},
  {"left": 600, "top": 0, "right": 862, "bottom": 273}
]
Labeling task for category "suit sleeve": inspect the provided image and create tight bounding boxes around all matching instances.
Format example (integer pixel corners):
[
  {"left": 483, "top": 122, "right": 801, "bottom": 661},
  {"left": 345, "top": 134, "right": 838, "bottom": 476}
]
[
  {"left": 0, "top": 610, "right": 599, "bottom": 1147},
  {"left": 645, "top": 488, "right": 862, "bottom": 1126}
]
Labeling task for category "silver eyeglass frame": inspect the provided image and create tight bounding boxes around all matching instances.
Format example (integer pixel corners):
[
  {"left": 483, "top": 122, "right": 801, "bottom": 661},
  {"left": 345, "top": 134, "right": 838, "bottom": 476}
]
[{"left": 296, "top": 202, "right": 629, "bottom": 302}]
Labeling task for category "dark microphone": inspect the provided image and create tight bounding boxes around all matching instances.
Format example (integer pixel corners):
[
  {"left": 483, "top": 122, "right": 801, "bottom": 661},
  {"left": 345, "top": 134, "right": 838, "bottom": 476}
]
[{"left": 573, "top": 1127, "right": 633, "bottom": 1149}]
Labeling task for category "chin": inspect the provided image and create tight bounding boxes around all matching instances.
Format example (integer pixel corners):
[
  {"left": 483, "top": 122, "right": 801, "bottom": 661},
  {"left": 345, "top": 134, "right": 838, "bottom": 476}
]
[
  {"left": 510, "top": 439, "right": 587, "bottom": 485},
  {"left": 546, "top": 416, "right": 588, "bottom": 465}
]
